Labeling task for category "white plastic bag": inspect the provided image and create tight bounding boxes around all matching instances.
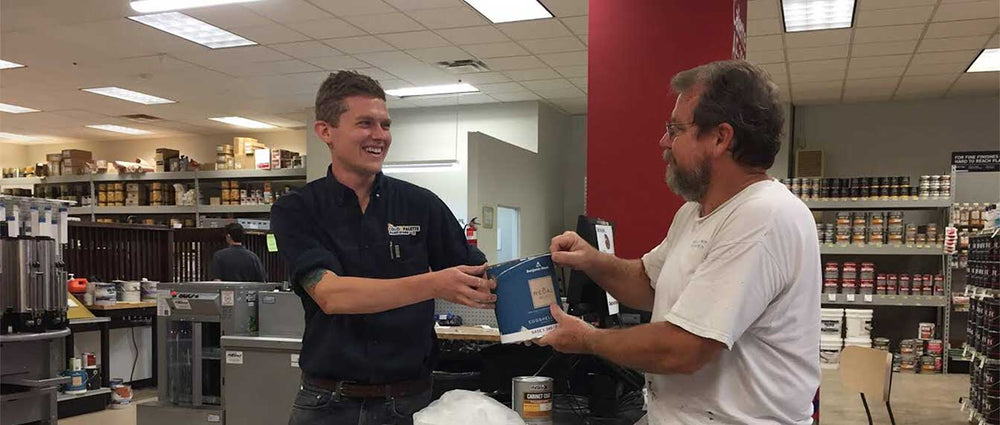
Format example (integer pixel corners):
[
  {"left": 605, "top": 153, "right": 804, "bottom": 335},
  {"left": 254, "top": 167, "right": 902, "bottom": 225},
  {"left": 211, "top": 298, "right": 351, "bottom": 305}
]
[{"left": 413, "top": 390, "right": 526, "bottom": 425}]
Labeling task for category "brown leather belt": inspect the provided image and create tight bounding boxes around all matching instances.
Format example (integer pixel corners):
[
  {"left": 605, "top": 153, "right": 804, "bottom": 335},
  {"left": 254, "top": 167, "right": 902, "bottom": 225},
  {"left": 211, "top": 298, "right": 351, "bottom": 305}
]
[{"left": 303, "top": 374, "right": 431, "bottom": 399}]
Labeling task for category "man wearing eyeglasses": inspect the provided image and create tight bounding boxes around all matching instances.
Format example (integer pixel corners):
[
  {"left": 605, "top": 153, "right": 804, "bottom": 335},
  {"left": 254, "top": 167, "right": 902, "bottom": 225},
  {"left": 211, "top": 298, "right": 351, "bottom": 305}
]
[{"left": 539, "top": 60, "right": 821, "bottom": 424}]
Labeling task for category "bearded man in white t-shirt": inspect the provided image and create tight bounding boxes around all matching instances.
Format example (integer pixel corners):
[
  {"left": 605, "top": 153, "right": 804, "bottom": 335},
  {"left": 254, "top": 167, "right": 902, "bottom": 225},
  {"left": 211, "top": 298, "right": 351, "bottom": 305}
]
[{"left": 538, "top": 60, "right": 821, "bottom": 425}]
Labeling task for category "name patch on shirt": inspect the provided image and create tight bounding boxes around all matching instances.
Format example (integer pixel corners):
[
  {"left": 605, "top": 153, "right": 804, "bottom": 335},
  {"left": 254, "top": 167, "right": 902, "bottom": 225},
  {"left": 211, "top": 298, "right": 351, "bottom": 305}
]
[{"left": 388, "top": 223, "right": 421, "bottom": 236}]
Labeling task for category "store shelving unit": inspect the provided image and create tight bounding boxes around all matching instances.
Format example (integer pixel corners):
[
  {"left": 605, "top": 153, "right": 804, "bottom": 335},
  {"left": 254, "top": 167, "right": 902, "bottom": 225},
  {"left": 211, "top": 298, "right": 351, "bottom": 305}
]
[
  {"left": 0, "top": 168, "right": 306, "bottom": 223},
  {"left": 812, "top": 175, "right": 955, "bottom": 372}
]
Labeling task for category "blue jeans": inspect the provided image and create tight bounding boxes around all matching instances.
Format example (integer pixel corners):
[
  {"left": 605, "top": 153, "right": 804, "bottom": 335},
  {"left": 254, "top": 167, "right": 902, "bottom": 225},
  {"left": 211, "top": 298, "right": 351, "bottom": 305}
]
[{"left": 288, "top": 379, "right": 433, "bottom": 425}]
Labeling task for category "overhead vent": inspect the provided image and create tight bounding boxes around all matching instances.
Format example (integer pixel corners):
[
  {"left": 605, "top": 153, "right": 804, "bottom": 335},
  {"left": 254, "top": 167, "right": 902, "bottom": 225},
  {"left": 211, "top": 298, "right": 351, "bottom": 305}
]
[
  {"left": 118, "top": 114, "right": 163, "bottom": 123},
  {"left": 436, "top": 59, "right": 490, "bottom": 74}
]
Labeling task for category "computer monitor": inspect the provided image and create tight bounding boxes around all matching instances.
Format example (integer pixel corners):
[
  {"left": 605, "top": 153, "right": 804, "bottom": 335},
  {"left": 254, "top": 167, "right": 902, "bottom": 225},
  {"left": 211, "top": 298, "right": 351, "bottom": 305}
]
[{"left": 565, "top": 215, "right": 651, "bottom": 328}]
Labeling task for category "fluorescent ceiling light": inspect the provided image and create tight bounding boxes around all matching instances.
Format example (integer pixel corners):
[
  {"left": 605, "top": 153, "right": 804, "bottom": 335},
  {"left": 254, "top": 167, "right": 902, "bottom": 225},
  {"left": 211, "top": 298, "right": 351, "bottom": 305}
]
[
  {"left": 0, "top": 60, "right": 26, "bottom": 70},
  {"left": 128, "top": 12, "right": 256, "bottom": 49},
  {"left": 82, "top": 87, "right": 176, "bottom": 105},
  {"left": 210, "top": 116, "right": 277, "bottom": 129},
  {"left": 383, "top": 161, "right": 458, "bottom": 173},
  {"left": 131, "top": 0, "right": 262, "bottom": 13},
  {"left": 0, "top": 132, "right": 35, "bottom": 141},
  {"left": 967, "top": 48, "right": 1000, "bottom": 73},
  {"left": 386, "top": 83, "right": 479, "bottom": 98},
  {"left": 0, "top": 103, "right": 40, "bottom": 114},
  {"left": 781, "top": 0, "right": 856, "bottom": 32},
  {"left": 463, "top": 0, "right": 552, "bottom": 23},
  {"left": 86, "top": 124, "right": 152, "bottom": 135}
]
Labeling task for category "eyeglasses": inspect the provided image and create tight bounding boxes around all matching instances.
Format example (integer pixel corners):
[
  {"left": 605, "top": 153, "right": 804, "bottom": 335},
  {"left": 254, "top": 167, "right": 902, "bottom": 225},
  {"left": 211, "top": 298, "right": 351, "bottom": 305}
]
[{"left": 664, "top": 121, "right": 695, "bottom": 141}]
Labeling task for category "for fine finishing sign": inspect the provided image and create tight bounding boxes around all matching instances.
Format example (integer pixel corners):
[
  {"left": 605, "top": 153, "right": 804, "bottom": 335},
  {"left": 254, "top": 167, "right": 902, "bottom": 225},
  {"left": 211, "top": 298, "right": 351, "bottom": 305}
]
[{"left": 952, "top": 151, "right": 1000, "bottom": 172}]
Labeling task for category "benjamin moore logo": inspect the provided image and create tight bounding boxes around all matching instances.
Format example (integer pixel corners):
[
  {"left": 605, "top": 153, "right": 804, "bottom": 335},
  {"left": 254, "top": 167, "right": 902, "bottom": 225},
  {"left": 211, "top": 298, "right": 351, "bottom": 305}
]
[
  {"left": 388, "top": 223, "right": 421, "bottom": 236},
  {"left": 526, "top": 262, "right": 549, "bottom": 273}
]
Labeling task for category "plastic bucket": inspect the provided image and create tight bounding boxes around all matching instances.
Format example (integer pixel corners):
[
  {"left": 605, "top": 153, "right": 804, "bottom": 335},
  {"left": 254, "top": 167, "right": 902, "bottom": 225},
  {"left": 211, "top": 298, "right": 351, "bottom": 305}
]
[
  {"left": 845, "top": 309, "right": 873, "bottom": 338},
  {"left": 821, "top": 308, "right": 844, "bottom": 336},
  {"left": 820, "top": 335, "right": 843, "bottom": 369}
]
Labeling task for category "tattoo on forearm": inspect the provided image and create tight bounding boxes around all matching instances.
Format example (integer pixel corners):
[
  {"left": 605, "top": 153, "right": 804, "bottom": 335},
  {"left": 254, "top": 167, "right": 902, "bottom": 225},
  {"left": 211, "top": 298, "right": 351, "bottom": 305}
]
[{"left": 300, "top": 269, "right": 328, "bottom": 290}]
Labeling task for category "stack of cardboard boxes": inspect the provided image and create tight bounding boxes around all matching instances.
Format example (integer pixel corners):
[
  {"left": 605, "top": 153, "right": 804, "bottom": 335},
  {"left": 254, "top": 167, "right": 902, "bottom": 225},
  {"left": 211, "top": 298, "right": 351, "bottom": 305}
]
[
  {"left": 55, "top": 149, "right": 93, "bottom": 176},
  {"left": 154, "top": 148, "right": 179, "bottom": 173}
]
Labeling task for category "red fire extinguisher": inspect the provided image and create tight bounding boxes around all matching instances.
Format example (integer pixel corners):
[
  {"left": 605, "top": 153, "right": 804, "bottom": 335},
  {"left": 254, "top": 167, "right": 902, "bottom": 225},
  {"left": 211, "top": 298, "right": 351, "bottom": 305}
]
[{"left": 465, "top": 217, "right": 479, "bottom": 247}]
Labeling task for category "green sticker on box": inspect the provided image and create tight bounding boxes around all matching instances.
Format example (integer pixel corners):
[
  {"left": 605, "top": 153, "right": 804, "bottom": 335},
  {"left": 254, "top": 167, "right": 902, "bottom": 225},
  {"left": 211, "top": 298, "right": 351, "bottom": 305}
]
[{"left": 266, "top": 234, "right": 278, "bottom": 252}]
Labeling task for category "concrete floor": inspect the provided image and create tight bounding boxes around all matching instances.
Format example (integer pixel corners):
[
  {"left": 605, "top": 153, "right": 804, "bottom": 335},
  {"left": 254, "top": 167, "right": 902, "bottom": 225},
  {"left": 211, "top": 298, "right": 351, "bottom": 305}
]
[{"left": 59, "top": 370, "right": 970, "bottom": 424}]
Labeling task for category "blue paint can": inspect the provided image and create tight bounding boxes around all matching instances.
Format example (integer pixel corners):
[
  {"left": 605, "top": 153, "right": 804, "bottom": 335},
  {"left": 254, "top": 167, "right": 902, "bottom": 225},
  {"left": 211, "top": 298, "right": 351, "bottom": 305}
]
[{"left": 488, "top": 254, "right": 561, "bottom": 344}]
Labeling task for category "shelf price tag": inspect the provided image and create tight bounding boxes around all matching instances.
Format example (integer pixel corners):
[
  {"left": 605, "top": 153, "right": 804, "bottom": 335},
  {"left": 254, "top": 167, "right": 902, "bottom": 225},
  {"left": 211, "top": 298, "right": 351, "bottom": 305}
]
[
  {"left": 864, "top": 294, "right": 873, "bottom": 303},
  {"left": 827, "top": 294, "right": 837, "bottom": 302},
  {"left": 846, "top": 294, "right": 856, "bottom": 302}
]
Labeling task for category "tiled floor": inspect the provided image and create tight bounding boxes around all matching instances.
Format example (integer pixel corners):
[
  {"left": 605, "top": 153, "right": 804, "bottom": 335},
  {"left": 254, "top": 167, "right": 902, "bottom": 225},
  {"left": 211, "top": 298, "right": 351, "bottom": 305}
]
[{"left": 59, "top": 371, "right": 970, "bottom": 424}]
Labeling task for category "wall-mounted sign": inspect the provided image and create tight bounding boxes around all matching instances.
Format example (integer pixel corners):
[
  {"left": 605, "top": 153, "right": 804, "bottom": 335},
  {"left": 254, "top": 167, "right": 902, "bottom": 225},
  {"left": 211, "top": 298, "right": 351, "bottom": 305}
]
[{"left": 952, "top": 151, "right": 1000, "bottom": 172}]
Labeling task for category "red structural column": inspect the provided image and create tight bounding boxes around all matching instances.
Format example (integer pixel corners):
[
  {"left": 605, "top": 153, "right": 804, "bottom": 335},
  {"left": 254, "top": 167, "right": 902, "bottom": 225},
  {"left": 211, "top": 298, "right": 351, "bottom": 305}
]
[{"left": 587, "top": 0, "right": 748, "bottom": 258}]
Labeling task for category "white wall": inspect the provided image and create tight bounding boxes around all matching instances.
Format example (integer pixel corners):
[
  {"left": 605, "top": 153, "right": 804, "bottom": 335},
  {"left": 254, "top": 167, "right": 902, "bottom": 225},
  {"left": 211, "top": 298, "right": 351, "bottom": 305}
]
[
  {"left": 563, "top": 115, "right": 587, "bottom": 231},
  {"left": 19, "top": 130, "right": 306, "bottom": 167},
  {"left": 793, "top": 96, "right": 1000, "bottom": 202},
  {"left": 72, "top": 327, "right": 153, "bottom": 385},
  {"left": 0, "top": 143, "right": 28, "bottom": 168},
  {"left": 771, "top": 103, "right": 792, "bottom": 180},
  {"left": 305, "top": 102, "right": 541, "bottom": 223}
]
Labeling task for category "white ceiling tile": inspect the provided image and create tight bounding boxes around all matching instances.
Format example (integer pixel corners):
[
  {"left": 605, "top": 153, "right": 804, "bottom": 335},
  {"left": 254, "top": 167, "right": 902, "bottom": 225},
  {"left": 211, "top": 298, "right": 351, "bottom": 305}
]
[
  {"left": 405, "top": 7, "right": 490, "bottom": 29},
  {"left": 349, "top": 68, "right": 399, "bottom": 81},
  {"left": 748, "top": 0, "right": 781, "bottom": 19},
  {"left": 520, "top": 78, "right": 575, "bottom": 91},
  {"left": 792, "top": 81, "right": 843, "bottom": 92},
  {"left": 554, "top": 65, "right": 587, "bottom": 78},
  {"left": 748, "top": 35, "right": 784, "bottom": 52},
  {"left": 924, "top": 19, "right": 999, "bottom": 38},
  {"left": 185, "top": 6, "right": 272, "bottom": 29},
  {"left": 457, "top": 72, "right": 512, "bottom": 84},
  {"left": 748, "top": 19, "right": 782, "bottom": 36},
  {"left": 538, "top": 51, "right": 587, "bottom": 67},
  {"left": 933, "top": 1, "right": 1000, "bottom": 22},
  {"left": 748, "top": 49, "right": 786, "bottom": 64},
  {"left": 474, "top": 82, "right": 527, "bottom": 93},
  {"left": 304, "top": 55, "right": 371, "bottom": 70},
  {"left": 758, "top": 63, "right": 789, "bottom": 77},
  {"left": 918, "top": 35, "right": 993, "bottom": 53},
  {"left": 857, "top": 6, "right": 934, "bottom": 27},
  {"left": 784, "top": 29, "right": 852, "bottom": 48},
  {"left": 911, "top": 50, "right": 980, "bottom": 65},
  {"left": 490, "top": 91, "right": 541, "bottom": 102},
  {"left": 502, "top": 68, "right": 562, "bottom": 81},
  {"left": 853, "top": 24, "right": 926, "bottom": 44},
  {"left": 851, "top": 40, "right": 918, "bottom": 57},
  {"left": 406, "top": 46, "right": 474, "bottom": 62},
  {"left": 462, "top": 42, "right": 531, "bottom": 59},
  {"left": 343, "top": 13, "right": 426, "bottom": 34},
  {"left": 790, "top": 72, "right": 846, "bottom": 83},
  {"left": 898, "top": 74, "right": 958, "bottom": 89},
  {"left": 231, "top": 24, "right": 309, "bottom": 44},
  {"left": 847, "top": 65, "right": 907, "bottom": 79},
  {"left": 498, "top": 20, "right": 573, "bottom": 40},
  {"left": 948, "top": 73, "right": 1000, "bottom": 95},
  {"left": 569, "top": 77, "right": 586, "bottom": 91},
  {"left": 455, "top": 93, "right": 499, "bottom": 105},
  {"left": 226, "top": 59, "right": 322, "bottom": 77},
  {"left": 520, "top": 37, "right": 586, "bottom": 54},
  {"left": 787, "top": 45, "right": 850, "bottom": 61},
  {"left": 857, "top": 0, "right": 937, "bottom": 10},
  {"left": 244, "top": 0, "right": 334, "bottom": 24},
  {"left": 905, "top": 62, "right": 970, "bottom": 76},
  {"left": 849, "top": 54, "right": 912, "bottom": 69},
  {"left": 295, "top": 18, "right": 366, "bottom": 39},
  {"left": 988, "top": 34, "right": 1000, "bottom": 48},
  {"left": 384, "top": 0, "right": 464, "bottom": 10},
  {"left": 379, "top": 31, "right": 452, "bottom": 50},
  {"left": 486, "top": 55, "right": 547, "bottom": 71},
  {"left": 789, "top": 59, "right": 848, "bottom": 74},
  {"left": 793, "top": 89, "right": 842, "bottom": 100},
  {"left": 539, "top": 0, "right": 588, "bottom": 17},
  {"left": 322, "top": 36, "right": 396, "bottom": 54},
  {"left": 844, "top": 77, "right": 900, "bottom": 90},
  {"left": 561, "top": 16, "right": 587, "bottom": 35},
  {"left": 308, "top": 0, "right": 396, "bottom": 16},
  {"left": 353, "top": 51, "right": 456, "bottom": 85},
  {"left": 531, "top": 86, "right": 584, "bottom": 99},
  {"left": 549, "top": 97, "right": 587, "bottom": 114},
  {"left": 437, "top": 26, "right": 510, "bottom": 44},
  {"left": 842, "top": 88, "right": 895, "bottom": 102},
  {"left": 269, "top": 41, "right": 342, "bottom": 59}
]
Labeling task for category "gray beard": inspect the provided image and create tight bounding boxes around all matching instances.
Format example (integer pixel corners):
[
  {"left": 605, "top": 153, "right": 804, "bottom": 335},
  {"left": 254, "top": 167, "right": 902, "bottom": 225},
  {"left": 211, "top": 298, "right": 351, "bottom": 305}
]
[{"left": 664, "top": 151, "right": 711, "bottom": 202}]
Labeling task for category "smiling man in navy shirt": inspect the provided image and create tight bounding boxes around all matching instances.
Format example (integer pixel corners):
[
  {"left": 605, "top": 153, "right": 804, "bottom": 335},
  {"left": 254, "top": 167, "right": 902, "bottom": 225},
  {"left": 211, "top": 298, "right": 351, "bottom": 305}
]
[{"left": 271, "top": 71, "right": 493, "bottom": 425}]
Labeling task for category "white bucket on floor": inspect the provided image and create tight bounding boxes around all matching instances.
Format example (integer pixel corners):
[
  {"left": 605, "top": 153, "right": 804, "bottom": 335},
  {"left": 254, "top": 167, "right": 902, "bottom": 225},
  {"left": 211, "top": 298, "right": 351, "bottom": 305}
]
[
  {"left": 845, "top": 309, "right": 873, "bottom": 338},
  {"left": 820, "top": 335, "right": 843, "bottom": 369},
  {"left": 821, "top": 308, "right": 844, "bottom": 337},
  {"left": 844, "top": 336, "right": 872, "bottom": 348}
]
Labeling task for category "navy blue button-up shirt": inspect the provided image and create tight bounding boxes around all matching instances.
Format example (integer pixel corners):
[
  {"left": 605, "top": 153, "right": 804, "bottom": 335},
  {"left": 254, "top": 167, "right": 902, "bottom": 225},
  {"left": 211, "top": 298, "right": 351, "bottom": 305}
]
[{"left": 271, "top": 168, "right": 485, "bottom": 384}]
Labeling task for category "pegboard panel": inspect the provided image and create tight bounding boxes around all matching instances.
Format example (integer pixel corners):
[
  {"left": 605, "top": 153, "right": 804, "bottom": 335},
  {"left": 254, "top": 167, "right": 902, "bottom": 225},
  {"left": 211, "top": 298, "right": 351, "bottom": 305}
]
[{"left": 434, "top": 299, "right": 498, "bottom": 327}]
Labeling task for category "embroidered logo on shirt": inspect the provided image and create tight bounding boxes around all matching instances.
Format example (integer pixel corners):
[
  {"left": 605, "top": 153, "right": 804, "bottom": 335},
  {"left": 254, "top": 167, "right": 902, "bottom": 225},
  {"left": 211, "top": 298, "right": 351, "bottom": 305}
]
[
  {"left": 388, "top": 223, "right": 421, "bottom": 236},
  {"left": 690, "top": 239, "right": 708, "bottom": 250}
]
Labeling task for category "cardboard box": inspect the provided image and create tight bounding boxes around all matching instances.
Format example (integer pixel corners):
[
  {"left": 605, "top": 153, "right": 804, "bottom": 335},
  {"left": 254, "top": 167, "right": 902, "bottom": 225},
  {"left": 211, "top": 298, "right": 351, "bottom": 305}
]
[
  {"left": 239, "top": 154, "right": 255, "bottom": 170},
  {"left": 255, "top": 148, "right": 271, "bottom": 170},
  {"left": 155, "top": 148, "right": 179, "bottom": 161},
  {"left": 61, "top": 149, "right": 92, "bottom": 160},
  {"left": 61, "top": 158, "right": 90, "bottom": 168},
  {"left": 47, "top": 161, "right": 61, "bottom": 176},
  {"left": 233, "top": 137, "right": 260, "bottom": 157},
  {"left": 46, "top": 153, "right": 62, "bottom": 162}
]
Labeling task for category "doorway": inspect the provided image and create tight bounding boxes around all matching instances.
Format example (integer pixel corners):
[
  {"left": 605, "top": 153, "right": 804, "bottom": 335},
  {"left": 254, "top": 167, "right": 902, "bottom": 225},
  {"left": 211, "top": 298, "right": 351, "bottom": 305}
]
[{"left": 496, "top": 206, "right": 520, "bottom": 263}]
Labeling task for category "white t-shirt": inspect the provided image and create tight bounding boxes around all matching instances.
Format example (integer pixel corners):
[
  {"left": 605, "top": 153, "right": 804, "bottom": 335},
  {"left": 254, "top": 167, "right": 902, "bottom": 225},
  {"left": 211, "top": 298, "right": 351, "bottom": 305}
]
[{"left": 640, "top": 179, "right": 820, "bottom": 425}]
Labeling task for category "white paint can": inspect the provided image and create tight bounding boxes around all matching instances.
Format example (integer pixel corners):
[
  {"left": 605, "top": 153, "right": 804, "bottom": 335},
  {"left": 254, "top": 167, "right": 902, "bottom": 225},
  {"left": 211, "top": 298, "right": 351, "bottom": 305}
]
[{"left": 512, "top": 376, "right": 553, "bottom": 424}]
